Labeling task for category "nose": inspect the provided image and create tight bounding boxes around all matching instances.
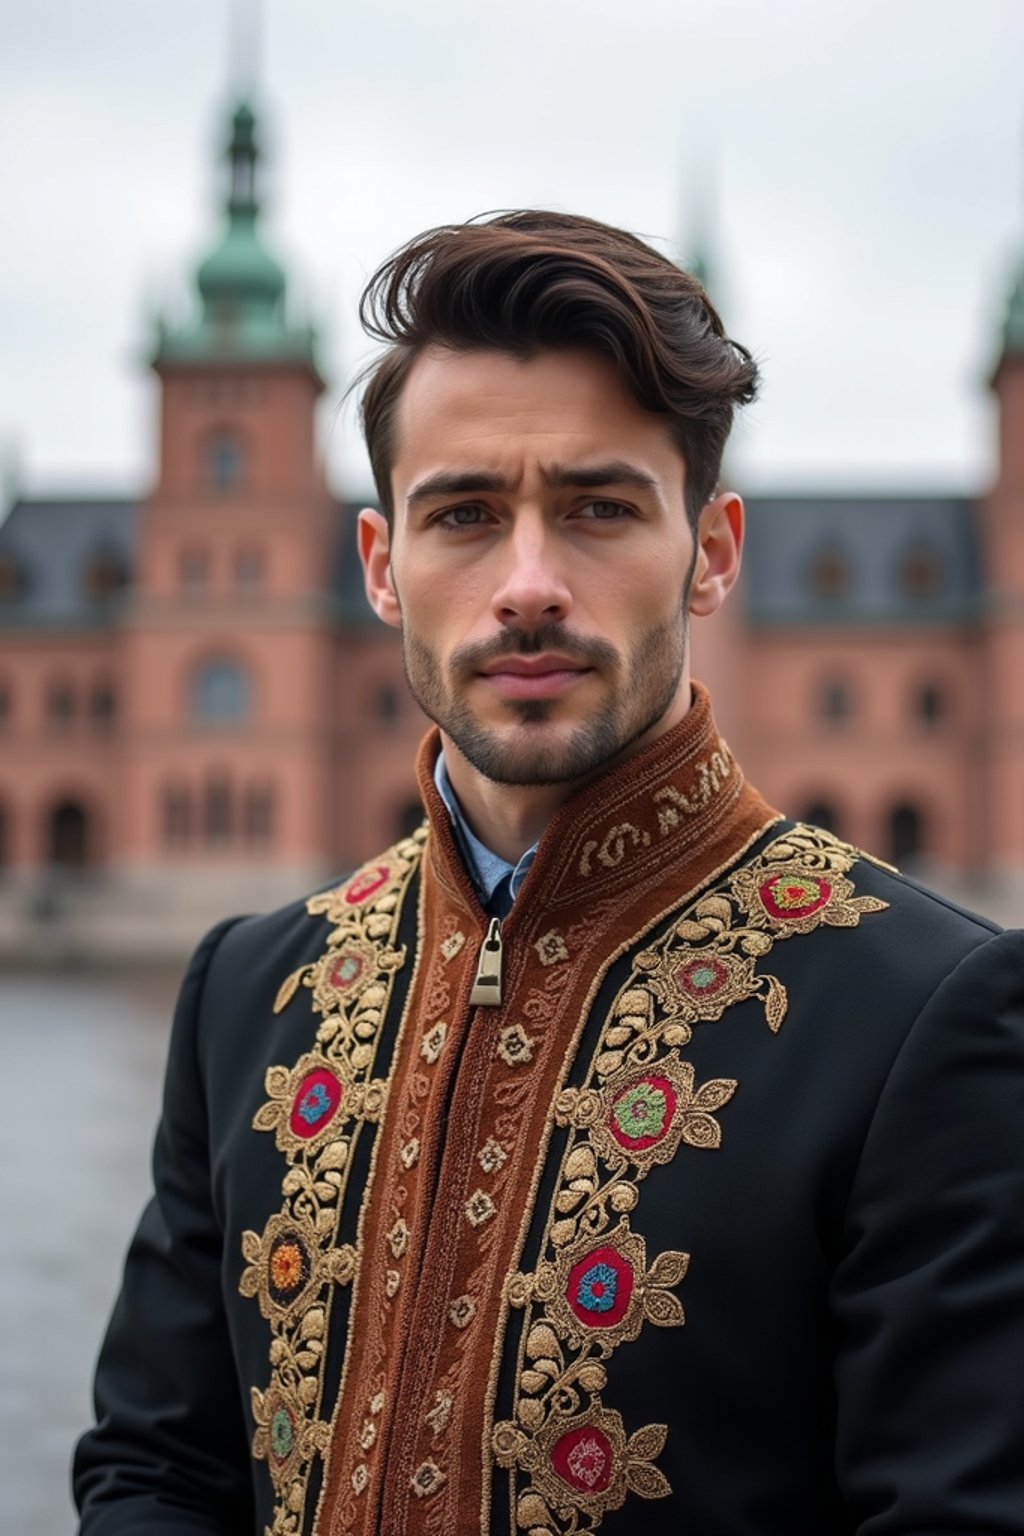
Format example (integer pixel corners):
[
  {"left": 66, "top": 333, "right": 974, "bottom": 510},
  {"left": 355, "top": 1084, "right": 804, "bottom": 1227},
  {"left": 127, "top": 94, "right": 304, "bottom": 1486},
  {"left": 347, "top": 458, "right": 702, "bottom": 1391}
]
[{"left": 490, "top": 514, "right": 573, "bottom": 629}]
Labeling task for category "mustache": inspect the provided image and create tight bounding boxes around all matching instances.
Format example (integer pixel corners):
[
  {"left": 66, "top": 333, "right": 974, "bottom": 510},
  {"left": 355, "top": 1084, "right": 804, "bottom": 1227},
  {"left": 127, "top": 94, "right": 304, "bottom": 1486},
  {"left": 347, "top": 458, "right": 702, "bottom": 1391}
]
[{"left": 449, "top": 624, "right": 621, "bottom": 677}]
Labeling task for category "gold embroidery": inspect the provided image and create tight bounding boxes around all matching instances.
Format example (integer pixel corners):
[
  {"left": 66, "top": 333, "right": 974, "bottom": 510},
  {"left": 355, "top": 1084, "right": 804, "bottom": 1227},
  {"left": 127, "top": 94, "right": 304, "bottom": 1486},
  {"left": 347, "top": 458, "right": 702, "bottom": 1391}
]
[
  {"left": 410, "top": 1459, "right": 447, "bottom": 1499},
  {"left": 493, "top": 1405, "right": 670, "bottom": 1520},
  {"left": 535, "top": 929, "right": 571, "bottom": 967},
  {"left": 425, "top": 1389, "right": 454, "bottom": 1435},
  {"left": 420, "top": 1020, "right": 447, "bottom": 1063},
  {"left": 464, "top": 1189, "right": 496, "bottom": 1228},
  {"left": 477, "top": 1136, "right": 508, "bottom": 1173},
  {"left": 449, "top": 1294, "right": 476, "bottom": 1329},
  {"left": 387, "top": 1218, "right": 410, "bottom": 1259},
  {"left": 496, "top": 1022, "right": 535, "bottom": 1067},
  {"left": 241, "top": 832, "right": 424, "bottom": 1533},
  {"left": 400, "top": 1136, "right": 421, "bottom": 1170},
  {"left": 440, "top": 930, "right": 466, "bottom": 962},
  {"left": 500, "top": 824, "right": 888, "bottom": 1531}
]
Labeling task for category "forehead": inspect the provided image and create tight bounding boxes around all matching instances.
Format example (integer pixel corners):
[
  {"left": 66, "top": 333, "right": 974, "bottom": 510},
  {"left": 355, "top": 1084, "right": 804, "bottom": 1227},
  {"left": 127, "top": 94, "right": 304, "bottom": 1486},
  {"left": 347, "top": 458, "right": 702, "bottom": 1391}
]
[{"left": 389, "top": 346, "right": 683, "bottom": 487}]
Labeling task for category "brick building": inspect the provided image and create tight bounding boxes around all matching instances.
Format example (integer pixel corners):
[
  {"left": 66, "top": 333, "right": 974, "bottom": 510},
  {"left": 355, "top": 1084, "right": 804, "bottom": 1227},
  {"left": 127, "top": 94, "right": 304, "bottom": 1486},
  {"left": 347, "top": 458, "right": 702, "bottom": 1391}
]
[{"left": 2, "top": 95, "right": 1023, "bottom": 957}]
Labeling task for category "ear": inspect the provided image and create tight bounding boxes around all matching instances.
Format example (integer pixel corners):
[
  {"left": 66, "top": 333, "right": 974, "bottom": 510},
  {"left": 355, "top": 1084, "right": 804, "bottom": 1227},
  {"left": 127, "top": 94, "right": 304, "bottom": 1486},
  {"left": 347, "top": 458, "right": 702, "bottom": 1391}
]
[
  {"left": 357, "top": 508, "right": 402, "bottom": 629},
  {"left": 688, "top": 492, "right": 744, "bottom": 617}
]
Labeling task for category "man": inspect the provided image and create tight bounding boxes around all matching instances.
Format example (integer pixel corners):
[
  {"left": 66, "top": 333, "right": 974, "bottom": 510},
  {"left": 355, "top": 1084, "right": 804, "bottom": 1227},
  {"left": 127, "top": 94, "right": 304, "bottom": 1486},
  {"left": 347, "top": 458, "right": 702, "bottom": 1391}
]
[{"left": 75, "top": 212, "right": 1024, "bottom": 1535}]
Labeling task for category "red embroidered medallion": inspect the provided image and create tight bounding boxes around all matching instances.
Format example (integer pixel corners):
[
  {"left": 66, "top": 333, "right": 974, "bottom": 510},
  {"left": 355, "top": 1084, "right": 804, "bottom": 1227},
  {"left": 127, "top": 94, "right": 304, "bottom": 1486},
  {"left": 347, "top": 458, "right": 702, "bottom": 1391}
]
[
  {"left": 758, "top": 873, "right": 831, "bottom": 920},
  {"left": 551, "top": 1424, "right": 615, "bottom": 1494},
  {"left": 608, "top": 1073, "right": 677, "bottom": 1152},
  {"left": 344, "top": 865, "right": 392, "bottom": 905},
  {"left": 566, "top": 1244, "right": 634, "bottom": 1328},
  {"left": 289, "top": 1066, "right": 343, "bottom": 1140},
  {"left": 674, "top": 954, "right": 729, "bottom": 999}
]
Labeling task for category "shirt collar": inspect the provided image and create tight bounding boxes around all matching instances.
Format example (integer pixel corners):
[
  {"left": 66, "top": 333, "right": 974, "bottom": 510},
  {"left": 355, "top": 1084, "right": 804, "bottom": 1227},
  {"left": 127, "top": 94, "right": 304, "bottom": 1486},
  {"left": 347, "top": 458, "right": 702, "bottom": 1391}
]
[{"left": 433, "top": 750, "right": 538, "bottom": 912}]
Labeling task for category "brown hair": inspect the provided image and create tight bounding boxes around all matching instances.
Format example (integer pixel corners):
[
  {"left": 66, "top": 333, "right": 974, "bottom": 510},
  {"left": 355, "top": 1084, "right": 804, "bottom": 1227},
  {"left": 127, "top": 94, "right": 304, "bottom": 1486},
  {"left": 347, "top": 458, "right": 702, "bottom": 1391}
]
[{"left": 357, "top": 210, "right": 759, "bottom": 525}]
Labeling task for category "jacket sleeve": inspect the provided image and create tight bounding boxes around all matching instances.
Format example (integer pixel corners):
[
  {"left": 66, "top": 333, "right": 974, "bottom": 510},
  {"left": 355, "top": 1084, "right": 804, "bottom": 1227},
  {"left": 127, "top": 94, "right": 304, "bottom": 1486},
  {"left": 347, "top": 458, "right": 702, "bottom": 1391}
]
[
  {"left": 832, "top": 927, "right": 1024, "bottom": 1534},
  {"left": 73, "top": 918, "right": 256, "bottom": 1535}
]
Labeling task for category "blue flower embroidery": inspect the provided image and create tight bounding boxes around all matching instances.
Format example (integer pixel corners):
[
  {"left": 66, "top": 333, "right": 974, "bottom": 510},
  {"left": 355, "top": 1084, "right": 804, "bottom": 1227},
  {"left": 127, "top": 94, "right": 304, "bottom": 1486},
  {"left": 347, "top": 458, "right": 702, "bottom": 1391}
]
[
  {"left": 575, "top": 1262, "right": 618, "bottom": 1314},
  {"left": 298, "top": 1083, "right": 331, "bottom": 1126}
]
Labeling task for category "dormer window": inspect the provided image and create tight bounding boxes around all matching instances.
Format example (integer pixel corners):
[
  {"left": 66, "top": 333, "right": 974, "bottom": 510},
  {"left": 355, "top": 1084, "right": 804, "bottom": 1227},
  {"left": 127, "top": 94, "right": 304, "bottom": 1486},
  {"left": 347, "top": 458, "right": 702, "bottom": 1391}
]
[
  {"left": 0, "top": 552, "right": 26, "bottom": 602},
  {"left": 84, "top": 547, "right": 128, "bottom": 603},
  {"left": 808, "top": 544, "right": 852, "bottom": 600},
  {"left": 898, "top": 541, "right": 945, "bottom": 599}
]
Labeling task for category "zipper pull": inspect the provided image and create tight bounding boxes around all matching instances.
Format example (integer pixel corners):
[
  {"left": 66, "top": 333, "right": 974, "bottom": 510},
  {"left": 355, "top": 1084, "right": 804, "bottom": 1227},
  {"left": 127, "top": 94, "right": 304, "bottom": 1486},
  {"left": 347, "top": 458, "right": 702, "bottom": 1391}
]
[{"left": 470, "top": 917, "right": 503, "bottom": 1007}]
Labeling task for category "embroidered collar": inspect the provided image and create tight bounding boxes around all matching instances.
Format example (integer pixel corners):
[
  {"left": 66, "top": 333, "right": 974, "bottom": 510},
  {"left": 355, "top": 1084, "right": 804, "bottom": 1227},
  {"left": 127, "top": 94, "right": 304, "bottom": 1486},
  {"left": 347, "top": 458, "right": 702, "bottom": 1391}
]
[
  {"left": 433, "top": 751, "right": 537, "bottom": 914},
  {"left": 417, "top": 681, "right": 780, "bottom": 923}
]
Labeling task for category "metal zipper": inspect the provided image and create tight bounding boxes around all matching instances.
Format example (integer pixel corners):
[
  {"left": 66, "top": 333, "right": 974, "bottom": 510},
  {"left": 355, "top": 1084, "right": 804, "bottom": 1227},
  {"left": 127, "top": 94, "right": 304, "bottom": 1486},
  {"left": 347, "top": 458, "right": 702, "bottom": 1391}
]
[{"left": 469, "top": 917, "right": 503, "bottom": 1006}]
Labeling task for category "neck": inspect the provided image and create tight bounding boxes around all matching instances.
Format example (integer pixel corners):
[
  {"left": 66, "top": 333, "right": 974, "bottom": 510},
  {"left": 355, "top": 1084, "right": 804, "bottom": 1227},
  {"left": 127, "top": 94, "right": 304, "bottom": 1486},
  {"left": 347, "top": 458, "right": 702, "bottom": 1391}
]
[{"left": 439, "top": 680, "right": 694, "bottom": 865}]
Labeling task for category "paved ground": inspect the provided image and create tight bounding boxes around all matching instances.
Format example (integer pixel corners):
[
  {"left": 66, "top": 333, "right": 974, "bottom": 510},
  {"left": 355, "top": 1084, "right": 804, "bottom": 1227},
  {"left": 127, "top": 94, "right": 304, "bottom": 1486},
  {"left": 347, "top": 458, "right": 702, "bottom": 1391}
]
[{"left": 1, "top": 970, "right": 179, "bottom": 1534}]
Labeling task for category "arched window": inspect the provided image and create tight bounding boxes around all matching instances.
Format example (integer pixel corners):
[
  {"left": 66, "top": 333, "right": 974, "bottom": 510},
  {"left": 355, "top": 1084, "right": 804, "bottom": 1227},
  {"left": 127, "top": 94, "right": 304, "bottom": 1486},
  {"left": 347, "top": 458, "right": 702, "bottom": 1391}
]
[
  {"left": 244, "top": 781, "right": 275, "bottom": 846},
  {"left": 817, "top": 677, "right": 854, "bottom": 724},
  {"left": 47, "top": 679, "right": 76, "bottom": 728},
  {"left": 800, "top": 800, "right": 843, "bottom": 837},
  {"left": 205, "top": 429, "right": 247, "bottom": 492},
  {"left": 898, "top": 542, "right": 945, "bottom": 600},
  {"left": 204, "top": 774, "right": 232, "bottom": 845},
  {"left": 91, "top": 680, "right": 117, "bottom": 730},
  {"left": 396, "top": 799, "right": 426, "bottom": 841},
  {"left": 48, "top": 800, "right": 90, "bottom": 868},
  {"left": 162, "top": 783, "right": 191, "bottom": 848},
  {"left": 191, "top": 658, "right": 251, "bottom": 724},
  {"left": 914, "top": 681, "right": 947, "bottom": 727},
  {"left": 888, "top": 802, "right": 924, "bottom": 866},
  {"left": 808, "top": 543, "right": 852, "bottom": 600},
  {"left": 234, "top": 545, "right": 265, "bottom": 592},
  {"left": 180, "top": 546, "right": 210, "bottom": 595}
]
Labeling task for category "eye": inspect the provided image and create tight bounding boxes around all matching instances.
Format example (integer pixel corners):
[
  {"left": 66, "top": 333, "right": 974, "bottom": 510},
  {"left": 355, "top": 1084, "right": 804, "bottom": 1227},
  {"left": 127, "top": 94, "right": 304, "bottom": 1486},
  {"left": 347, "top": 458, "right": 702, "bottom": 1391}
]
[
  {"left": 577, "top": 500, "right": 632, "bottom": 521},
  {"left": 436, "top": 503, "right": 491, "bottom": 529}
]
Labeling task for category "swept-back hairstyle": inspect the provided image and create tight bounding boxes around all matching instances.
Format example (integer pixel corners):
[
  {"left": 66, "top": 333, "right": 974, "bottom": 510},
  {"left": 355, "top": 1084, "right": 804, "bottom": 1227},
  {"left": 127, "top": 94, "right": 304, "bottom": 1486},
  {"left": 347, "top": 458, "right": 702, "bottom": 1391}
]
[{"left": 357, "top": 210, "right": 759, "bottom": 526}]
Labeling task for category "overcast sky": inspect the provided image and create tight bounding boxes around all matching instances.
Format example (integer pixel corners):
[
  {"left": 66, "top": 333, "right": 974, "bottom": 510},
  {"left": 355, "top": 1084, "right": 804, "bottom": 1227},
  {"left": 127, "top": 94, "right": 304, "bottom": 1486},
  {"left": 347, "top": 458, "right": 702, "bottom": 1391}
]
[{"left": 1, "top": 0, "right": 1021, "bottom": 503}]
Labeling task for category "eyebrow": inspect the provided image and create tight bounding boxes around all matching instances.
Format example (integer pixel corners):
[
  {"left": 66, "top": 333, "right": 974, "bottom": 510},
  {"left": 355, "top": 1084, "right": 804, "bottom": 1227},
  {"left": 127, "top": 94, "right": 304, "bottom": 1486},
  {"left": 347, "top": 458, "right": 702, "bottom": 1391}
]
[{"left": 405, "top": 460, "right": 659, "bottom": 509}]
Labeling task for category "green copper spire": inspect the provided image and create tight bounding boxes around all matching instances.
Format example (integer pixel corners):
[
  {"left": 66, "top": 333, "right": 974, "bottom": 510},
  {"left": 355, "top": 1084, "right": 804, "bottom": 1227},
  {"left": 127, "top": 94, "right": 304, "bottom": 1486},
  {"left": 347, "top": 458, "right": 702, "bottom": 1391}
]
[
  {"left": 153, "top": 96, "right": 321, "bottom": 378},
  {"left": 994, "top": 133, "right": 1024, "bottom": 369}
]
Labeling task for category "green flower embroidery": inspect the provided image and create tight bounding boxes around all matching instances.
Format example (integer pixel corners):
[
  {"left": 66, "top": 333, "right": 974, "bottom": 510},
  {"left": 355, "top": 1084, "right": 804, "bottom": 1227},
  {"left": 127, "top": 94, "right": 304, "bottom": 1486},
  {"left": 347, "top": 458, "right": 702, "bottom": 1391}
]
[{"left": 612, "top": 1082, "right": 668, "bottom": 1142}]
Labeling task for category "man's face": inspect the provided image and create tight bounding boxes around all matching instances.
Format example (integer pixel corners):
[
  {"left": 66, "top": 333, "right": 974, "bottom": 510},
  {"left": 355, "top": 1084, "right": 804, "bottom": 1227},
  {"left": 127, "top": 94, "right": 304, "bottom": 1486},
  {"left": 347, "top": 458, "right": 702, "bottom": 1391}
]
[{"left": 361, "top": 346, "right": 707, "bottom": 788}]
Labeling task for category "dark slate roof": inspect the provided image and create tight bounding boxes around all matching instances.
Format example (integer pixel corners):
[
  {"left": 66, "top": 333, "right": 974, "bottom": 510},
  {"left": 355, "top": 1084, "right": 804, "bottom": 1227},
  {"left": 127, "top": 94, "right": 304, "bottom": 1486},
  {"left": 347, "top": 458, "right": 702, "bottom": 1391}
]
[
  {"left": 0, "top": 498, "right": 137, "bottom": 627},
  {"left": 742, "top": 494, "right": 981, "bottom": 627}
]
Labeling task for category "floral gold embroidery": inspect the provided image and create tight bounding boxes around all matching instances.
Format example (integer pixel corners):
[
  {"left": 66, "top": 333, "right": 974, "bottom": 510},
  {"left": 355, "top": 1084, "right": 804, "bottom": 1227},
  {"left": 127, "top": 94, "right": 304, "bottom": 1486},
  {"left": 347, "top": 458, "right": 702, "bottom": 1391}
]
[
  {"left": 242, "top": 832, "right": 424, "bottom": 1534},
  {"left": 493, "top": 1405, "right": 669, "bottom": 1521},
  {"left": 400, "top": 1136, "right": 421, "bottom": 1170},
  {"left": 497, "top": 1022, "right": 535, "bottom": 1067},
  {"left": 440, "top": 931, "right": 466, "bottom": 962},
  {"left": 410, "top": 1459, "right": 447, "bottom": 1499},
  {"left": 420, "top": 1020, "right": 447, "bottom": 1064},
  {"left": 535, "top": 929, "right": 571, "bottom": 967},
  {"left": 465, "top": 1189, "right": 497, "bottom": 1228},
  {"left": 449, "top": 1294, "right": 476, "bottom": 1330},
  {"left": 425, "top": 1388, "right": 454, "bottom": 1435},
  {"left": 478, "top": 1136, "right": 508, "bottom": 1174},
  {"left": 500, "top": 824, "right": 888, "bottom": 1531},
  {"left": 387, "top": 1218, "right": 410, "bottom": 1259}
]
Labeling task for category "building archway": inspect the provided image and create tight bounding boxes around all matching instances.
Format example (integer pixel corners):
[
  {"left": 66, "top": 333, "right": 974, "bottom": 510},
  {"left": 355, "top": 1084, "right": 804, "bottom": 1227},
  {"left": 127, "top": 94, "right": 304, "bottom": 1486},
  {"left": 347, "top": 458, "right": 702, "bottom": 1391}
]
[
  {"left": 800, "top": 799, "right": 843, "bottom": 838},
  {"left": 48, "top": 800, "right": 91, "bottom": 868},
  {"left": 888, "top": 802, "right": 924, "bottom": 867}
]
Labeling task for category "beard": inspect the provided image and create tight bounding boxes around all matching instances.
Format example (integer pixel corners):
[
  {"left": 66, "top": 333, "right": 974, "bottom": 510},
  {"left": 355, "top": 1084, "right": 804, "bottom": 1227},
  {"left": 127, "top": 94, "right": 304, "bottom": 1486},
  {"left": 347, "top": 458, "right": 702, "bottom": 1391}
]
[{"left": 400, "top": 612, "right": 688, "bottom": 788}]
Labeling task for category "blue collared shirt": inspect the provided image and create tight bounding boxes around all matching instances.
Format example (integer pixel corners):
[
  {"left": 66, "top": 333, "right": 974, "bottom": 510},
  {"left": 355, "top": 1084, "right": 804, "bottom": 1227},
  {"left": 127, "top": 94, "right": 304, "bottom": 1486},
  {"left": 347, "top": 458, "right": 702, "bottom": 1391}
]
[{"left": 433, "top": 751, "right": 537, "bottom": 916}]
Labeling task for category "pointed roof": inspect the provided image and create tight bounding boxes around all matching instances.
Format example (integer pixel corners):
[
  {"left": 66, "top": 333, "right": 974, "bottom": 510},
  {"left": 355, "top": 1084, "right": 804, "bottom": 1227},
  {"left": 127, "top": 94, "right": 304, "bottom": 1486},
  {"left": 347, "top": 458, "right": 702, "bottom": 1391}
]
[{"left": 153, "top": 97, "right": 322, "bottom": 381}]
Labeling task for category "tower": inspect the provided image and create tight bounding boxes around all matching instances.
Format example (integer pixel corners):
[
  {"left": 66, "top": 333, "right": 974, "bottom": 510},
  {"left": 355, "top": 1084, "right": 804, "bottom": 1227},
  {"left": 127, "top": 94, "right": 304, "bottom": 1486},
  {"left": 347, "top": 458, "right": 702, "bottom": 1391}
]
[
  {"left": 121, "top": 97, "right": 338, "bottom": 899},
  {"left": 981, "top": 182, "right": 1024, "bottom": 879}
]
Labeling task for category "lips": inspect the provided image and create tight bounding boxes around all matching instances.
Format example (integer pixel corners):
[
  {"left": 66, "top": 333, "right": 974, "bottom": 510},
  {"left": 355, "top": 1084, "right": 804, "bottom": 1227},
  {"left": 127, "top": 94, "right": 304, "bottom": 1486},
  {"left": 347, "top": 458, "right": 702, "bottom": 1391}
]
[{"left": 478, "top": 654, "right": 593, "bottom": 699}]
